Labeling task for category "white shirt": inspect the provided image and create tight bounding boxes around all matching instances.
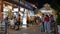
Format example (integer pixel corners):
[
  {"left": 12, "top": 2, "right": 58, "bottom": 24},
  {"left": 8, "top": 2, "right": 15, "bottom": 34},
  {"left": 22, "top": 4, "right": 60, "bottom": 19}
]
[{"left": 10, "top": 19, "right": 14, "bottom": 26}]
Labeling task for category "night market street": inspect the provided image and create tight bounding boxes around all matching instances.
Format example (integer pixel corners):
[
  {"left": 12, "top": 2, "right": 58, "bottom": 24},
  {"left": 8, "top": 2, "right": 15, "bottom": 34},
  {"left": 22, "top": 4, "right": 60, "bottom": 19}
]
[{"left": 0, "top": 0, "right": 60, "bottom": 34}]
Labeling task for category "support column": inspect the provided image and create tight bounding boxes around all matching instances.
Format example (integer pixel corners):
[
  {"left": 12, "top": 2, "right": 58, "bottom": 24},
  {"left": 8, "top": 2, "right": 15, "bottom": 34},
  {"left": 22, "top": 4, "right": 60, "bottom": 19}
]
[
  {"left": 0, "top": 0, "right": 3, "bottom": 21},
  {"left": 22, "top": 2, "right": 27, "bottom": 28}
]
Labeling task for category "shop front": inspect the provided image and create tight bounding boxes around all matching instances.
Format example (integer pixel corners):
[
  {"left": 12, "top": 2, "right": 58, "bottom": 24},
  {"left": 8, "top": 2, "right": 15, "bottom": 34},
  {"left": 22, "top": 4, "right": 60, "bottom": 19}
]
[{"left": 0, "top": 0, "right": 35, "bottom": 30}]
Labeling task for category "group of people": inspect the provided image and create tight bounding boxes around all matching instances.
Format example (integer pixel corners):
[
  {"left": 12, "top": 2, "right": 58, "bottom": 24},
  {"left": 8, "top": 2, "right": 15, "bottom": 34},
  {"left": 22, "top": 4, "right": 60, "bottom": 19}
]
[
  {"left": 4, "top": 14, "right": 21, "bottom": 31},
  {"left": 39, "top": 14, "right": 55, "bottom": 33},
  {"left": 10, "top": 15, "right": 21, "bottom": 30},
  {"left": 27, "top": 13, "right": 55, "bottom": 33}
]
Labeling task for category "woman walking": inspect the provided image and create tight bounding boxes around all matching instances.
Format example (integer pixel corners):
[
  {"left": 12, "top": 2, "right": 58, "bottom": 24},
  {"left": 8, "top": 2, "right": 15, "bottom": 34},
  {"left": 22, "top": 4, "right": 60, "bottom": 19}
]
[
  {"left": 15, "top": 15, "right": 21, "bottom": 30},
  {"left": 50, "top": 15, "right": 55, "bottom": 32},
  {"left": 44, "top": 15, "right": 51, "bottom": 33}
]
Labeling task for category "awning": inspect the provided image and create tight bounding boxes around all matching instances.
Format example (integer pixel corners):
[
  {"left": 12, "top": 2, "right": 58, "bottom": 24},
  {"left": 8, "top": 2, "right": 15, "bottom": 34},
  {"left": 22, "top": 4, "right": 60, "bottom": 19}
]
[{"left": 3, "top": 0, "right": 34, "bottom": 11}]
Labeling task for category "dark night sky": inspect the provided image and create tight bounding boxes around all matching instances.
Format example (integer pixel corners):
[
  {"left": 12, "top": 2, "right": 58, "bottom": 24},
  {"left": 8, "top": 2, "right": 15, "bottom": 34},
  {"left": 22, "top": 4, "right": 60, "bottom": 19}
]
[
  {"left": 25, "top": 0, "right": 60, "bottom": 10},
  {"left": 25, "top": 0, "right": 50, "bottom": 8}
]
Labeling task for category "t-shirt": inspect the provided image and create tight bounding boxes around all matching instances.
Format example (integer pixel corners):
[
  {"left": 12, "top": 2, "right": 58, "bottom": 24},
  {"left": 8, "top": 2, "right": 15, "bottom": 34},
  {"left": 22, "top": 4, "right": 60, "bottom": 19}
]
[
  {"left": 18, "top": 16, "right": 20, "bottom": 21},
  {"left": 44, "top": 17, "right": 50, "bottom": 22},
  {"left": 41, "top": 16, "right": 44, "bottom": 22},
  {"left": 10, "top": 19, "right": 14, "bottom": 26}
]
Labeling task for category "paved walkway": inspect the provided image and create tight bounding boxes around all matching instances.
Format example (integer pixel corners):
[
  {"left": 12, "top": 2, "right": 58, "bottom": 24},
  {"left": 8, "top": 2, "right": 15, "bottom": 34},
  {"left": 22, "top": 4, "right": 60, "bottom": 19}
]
[
  {"left": 7, "top": 26, "right": 54, "bottom": 34},
  {"left": 0, "top": 25, "right": 54, "bottom": 34},
  {"left": 0, "top": 30, "right": 4, "bottom": 34}
]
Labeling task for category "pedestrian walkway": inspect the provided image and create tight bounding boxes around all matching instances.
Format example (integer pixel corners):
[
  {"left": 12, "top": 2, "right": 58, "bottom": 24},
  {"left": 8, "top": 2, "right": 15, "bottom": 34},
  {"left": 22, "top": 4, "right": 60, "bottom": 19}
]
[
  {"left": 0, "top": 31, "right": 4, "bottom": 34},
  {"left": 7, "top": 26, "right": 54, "bottom": 34}
]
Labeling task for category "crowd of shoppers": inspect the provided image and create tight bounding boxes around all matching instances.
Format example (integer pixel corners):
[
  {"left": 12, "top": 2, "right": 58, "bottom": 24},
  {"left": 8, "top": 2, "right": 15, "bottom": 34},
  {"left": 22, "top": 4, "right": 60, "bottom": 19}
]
[
  {"left": 39, "top": 14, "right": 55, "bottom": 33},
  {"left": 4, "top": 14, "right": 22, "bottom": 31}
]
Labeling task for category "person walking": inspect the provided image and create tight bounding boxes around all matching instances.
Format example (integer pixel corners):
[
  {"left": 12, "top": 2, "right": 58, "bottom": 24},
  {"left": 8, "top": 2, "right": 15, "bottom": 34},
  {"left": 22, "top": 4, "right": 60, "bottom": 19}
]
[
  {"left": 39, "top": 17, "right": 43, "bottom": 32},
  {"left": 15, "top": 15, "right": 20, "bottom": 30},
  {"left": 4, "top": 17, "right": 8, "bottom": 34},
  {"left": 44, "top": 15, "right": 51, "bottom": 33},
  {"left": 50, "top": 15, "right": 55, "bottom": 32},
  {"left": 9, "top": 18, "right": 15, "bottom": 29},
  {"left": 41, "top": 14, "right": 45, "bottom": 32}
]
